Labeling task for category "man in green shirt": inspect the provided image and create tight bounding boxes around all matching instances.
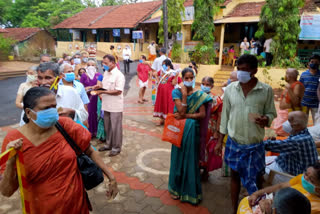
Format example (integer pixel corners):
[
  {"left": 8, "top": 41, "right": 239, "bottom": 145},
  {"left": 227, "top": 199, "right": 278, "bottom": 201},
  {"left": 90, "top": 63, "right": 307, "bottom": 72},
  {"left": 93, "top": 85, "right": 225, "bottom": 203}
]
[{"left": 215, "top": 54, "right": 277, "bottom": 214}]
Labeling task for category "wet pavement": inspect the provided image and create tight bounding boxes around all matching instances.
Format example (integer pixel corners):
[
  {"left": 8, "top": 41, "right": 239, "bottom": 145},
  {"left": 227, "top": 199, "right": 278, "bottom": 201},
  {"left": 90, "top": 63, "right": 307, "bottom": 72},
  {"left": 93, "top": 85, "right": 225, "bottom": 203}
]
[{"left": 0, "top": 73, "right": 233, "bottom": 214}]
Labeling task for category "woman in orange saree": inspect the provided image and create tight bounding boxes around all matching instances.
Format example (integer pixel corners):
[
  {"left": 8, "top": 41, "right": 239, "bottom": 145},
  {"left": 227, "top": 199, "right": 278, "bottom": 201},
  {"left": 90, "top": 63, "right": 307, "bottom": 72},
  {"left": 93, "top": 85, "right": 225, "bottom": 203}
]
[{"left": 0, "top": 87, "right": 118, "bottom": 214}]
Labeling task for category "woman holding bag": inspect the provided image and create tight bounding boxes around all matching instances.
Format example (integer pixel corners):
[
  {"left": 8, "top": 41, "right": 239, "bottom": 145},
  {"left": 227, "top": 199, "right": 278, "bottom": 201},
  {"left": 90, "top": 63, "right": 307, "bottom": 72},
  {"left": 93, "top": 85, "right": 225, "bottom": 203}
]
[
  {"left": 0, "top": 87, "right": 118, "bottom": 214},
  {"left": 168, "top": 68, "right": 212, "bottom": 205}
]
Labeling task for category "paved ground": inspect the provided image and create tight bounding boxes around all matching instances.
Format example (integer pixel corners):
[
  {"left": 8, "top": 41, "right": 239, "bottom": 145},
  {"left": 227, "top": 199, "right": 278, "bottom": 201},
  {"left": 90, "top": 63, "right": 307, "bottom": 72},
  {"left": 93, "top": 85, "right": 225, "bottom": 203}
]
[{"left": 0, "top": 71, "right": 234, "bottom": 214}]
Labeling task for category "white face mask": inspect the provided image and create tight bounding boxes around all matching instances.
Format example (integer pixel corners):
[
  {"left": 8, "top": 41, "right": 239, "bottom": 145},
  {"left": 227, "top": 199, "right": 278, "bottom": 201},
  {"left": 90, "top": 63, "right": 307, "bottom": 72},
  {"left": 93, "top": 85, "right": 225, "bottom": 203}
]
[
  {"left": 237, "top": 70, "right": 251, "bottom": 83},
  {"left": 282, "top": 120, "right": 292, "bottom": 134}
]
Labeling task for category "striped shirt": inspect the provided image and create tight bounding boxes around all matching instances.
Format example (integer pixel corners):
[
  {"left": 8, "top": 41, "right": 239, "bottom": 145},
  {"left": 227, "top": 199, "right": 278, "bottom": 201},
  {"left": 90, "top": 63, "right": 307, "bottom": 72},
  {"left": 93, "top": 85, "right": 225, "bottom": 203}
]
[
  {"left": 264, "top": 129, "right": 318, "bottom": 175},
  {"left": 300, "top": 69, "right": 320, "bottom": 108}
]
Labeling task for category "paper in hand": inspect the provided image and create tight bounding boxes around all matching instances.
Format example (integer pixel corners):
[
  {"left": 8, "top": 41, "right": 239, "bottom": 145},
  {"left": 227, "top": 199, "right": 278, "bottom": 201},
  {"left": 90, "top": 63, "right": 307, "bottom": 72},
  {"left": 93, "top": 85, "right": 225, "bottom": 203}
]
[{"left": 248, "top": 113, "right": 261, "bottom": 123}]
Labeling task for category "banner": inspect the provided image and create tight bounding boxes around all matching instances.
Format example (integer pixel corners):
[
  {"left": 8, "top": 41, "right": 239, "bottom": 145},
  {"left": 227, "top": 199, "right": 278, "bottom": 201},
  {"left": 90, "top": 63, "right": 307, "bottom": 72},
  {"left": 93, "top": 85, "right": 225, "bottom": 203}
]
[
  {"left": 132, "top": 31, "right": 143, "bottom": 39},
  {"left": 299, "top": 14, "right": 320, "bottom": 40},
  {"left": 124, "top": 29, "right": 130, "bottom": 34},
  {"left": 113, "top": 29, "right": 120, "bottom": 37}
]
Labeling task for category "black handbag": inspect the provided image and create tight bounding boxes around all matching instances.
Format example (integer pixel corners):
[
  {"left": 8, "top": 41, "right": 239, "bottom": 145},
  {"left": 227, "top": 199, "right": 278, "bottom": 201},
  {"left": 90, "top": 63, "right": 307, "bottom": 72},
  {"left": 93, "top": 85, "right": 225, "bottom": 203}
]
[{"left": 55, "top": 122, "right": 104, "bottom": 190}]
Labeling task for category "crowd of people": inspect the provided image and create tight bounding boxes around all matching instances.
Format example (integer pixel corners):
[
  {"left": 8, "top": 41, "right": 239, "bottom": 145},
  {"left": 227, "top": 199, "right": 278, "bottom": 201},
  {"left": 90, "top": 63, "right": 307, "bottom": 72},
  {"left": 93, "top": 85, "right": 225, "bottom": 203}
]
[
  {"left": 1, "top": 47, "right": 320, "bottom": 214},
  {"left": 148, "top": 51, "right": 320, "bottom": 214}
]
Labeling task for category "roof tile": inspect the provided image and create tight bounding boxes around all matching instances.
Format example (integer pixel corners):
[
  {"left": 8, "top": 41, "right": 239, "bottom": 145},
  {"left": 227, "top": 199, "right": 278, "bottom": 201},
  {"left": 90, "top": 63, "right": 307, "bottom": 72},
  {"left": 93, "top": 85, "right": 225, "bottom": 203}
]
[
  {"left": 226, "top": 2, "right": 265, "bottom": 17},
  {"left": 54, "top": 1, "right": 162, "bottom": 29},
  {"left": 1, "top": 28, "right": 41, "bottom": 42}
]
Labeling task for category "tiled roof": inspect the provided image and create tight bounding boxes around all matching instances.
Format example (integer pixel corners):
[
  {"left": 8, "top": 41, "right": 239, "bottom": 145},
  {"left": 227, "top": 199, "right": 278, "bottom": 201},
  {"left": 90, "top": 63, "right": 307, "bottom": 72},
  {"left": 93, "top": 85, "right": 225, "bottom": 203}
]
[
  {"left": 54, "top": 1, "right": 162, "bottom": 29},
  {"left": 301, "top": 0, "right": 319, "bottom": 13},
  {"left": 226, "top": 2, "right": 265, "bottom": 17},
  {"left": 223, "top": 0, "right": 232, "bottom": 6},
  {"left": 0, "top": 28, "right": 8, "bottom": 33},
  {"left": 1, "top": 28, "right": 41, "bottom": 42}
]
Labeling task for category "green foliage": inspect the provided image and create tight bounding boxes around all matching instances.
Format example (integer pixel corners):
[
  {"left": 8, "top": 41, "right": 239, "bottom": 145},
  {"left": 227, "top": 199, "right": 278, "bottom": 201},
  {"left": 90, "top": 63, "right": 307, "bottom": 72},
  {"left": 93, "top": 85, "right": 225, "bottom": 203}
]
[
  {"left": 256, "top": 0, "right": 305, "bottom": 66},
  {"left": 191, "top": 0, "right": 223, "bottom": 64},
  {"left": 190, "top": 43, "right": 215, "bottom": 64},
  {"left": 278, "top": 57, "right": 304, "bottom": 69},
  {"left": 21, "top": 0, "right": 85, "bottom": 28},
  {"left": 171, "top": 42, "right": 182, "bottom": 62},
  {"left": 0, "top": 34, "right": 16, "bottom": 60},
  {"left": 158, "top": 0, "right": 185, "bottom": 44}
]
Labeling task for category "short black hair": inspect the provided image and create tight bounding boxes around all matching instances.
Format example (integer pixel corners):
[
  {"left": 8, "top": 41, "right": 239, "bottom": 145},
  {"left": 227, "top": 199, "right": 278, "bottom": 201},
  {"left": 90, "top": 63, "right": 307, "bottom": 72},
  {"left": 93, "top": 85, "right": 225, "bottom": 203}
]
[
  {"left": 37, "top": 62, "right": 60, "bottom": 77},
  {"left": 40, "top": 54, "right": 50, "bottom": 59},
  {"left": 110, "top": 45, "right": 115, "bottom": 50},
  {"left": 160, "top": 48, "right": 166, "bottom": 54},
  {"left": 273, "top": 188, "right": 311, "bottom": 214},
  {"left": 103, "top": 54, "right": 116, "bottom": 63},
  {"left": 182, "top": 67, "right": 194, "bottom": 77},
  {"left": 309, "top": 54, "right": 320, "bottom": 62},
  {"left": 141, "top": 55, "right": 147, "bottom": 60},
  {"left": 237, "top": 54, "right": 258, "bottom": 70},
  {"left": 310, "top": 162, "right": 320, "bottom": 181},
  {"left": 202, "top": 76, "right": 214, "bottom": 85},
  {"left": 23, "top": 87, "right": 55, "bottom": 123},
  {"left": 163, "top": 59, "right": 173, "bottom": 69}
]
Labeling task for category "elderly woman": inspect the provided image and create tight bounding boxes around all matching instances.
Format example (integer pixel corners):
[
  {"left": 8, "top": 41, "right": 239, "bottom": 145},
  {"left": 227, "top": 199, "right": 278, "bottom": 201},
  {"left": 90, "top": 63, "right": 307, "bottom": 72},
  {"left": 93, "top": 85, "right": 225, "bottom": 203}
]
[
  {"left": 15, "top": 66, "right": 38, "bottom": 126},
  {"left": 0, "top": 87, "right": 118, "bottom": 213},
  {"left": 80, "top": 60, "right": 102, "bottom": 137}
]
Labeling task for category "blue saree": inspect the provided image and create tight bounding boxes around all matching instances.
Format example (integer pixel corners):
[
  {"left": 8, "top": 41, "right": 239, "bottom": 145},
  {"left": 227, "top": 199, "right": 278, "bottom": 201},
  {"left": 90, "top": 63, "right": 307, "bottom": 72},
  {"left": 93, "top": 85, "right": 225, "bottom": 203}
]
[{"left": 168, "top": 89, "right": 212, "bottom": 205}]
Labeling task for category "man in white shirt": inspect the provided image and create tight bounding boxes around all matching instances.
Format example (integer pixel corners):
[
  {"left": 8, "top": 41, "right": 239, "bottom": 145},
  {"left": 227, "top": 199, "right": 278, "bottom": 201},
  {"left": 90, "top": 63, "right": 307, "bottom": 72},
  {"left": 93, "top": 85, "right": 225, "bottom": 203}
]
[
  {"left": 95, "top": 54, "right": 125, "bottom": 157},
  {"left": 122, "top": 46, "right": 132, "bottom": 74},
  {"left": 151, "top": 48, "right": 167, "bottom": 82},
  {"left": 264, "top": 38, "right": 273, "bottom": 66},
  {"left": 147, "top": 41, "right": 157, "bottom": 61},
  {"left": 37, "top": 62, "right": 88, "bottom": 124}
]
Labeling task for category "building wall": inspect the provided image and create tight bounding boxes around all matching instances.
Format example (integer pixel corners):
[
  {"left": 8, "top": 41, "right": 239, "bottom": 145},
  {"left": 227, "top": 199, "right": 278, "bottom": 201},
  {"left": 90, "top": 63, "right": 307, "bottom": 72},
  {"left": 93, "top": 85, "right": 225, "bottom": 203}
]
[{"left": 19, "top": 31, "right": 56, "bottom": 58}]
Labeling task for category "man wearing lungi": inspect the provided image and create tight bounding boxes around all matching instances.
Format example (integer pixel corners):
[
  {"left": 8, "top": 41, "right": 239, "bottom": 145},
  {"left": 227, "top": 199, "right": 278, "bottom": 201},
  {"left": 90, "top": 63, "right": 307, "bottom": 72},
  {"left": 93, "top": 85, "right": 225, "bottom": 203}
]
[{"left": 215, "top": 54, "right": 277, "bottom": 214}]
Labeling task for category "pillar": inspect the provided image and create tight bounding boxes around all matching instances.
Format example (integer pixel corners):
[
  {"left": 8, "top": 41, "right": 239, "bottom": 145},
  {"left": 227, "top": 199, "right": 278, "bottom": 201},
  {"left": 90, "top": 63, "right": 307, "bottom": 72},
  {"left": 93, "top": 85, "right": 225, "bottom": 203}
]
[{"left": 219, "top": 23, "right": 225, "bottom": 70}]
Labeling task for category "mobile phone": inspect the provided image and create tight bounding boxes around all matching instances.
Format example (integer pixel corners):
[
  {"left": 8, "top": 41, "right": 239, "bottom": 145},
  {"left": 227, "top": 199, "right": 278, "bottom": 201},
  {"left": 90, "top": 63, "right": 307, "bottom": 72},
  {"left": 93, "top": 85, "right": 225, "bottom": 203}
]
[{"left": 254, "top": 194, "right": 267, "bottom": 206}]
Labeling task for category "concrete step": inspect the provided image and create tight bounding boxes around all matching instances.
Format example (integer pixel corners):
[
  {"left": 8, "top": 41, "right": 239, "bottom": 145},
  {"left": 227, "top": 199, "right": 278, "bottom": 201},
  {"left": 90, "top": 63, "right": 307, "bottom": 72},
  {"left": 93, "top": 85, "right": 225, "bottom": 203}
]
[{"left": 0, "top": 70, "right": 26, "bottom": 80}]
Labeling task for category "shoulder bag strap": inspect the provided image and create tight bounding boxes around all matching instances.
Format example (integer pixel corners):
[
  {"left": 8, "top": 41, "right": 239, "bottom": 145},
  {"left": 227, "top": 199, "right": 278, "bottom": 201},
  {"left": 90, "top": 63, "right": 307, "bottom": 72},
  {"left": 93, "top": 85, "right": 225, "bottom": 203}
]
[{"left": 55, "top": 122, "right": 83, "bottom": 155}]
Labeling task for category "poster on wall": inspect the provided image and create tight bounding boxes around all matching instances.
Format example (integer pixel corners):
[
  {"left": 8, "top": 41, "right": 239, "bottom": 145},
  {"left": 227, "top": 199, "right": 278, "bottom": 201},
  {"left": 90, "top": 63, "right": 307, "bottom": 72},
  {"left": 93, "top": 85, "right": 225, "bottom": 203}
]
[
  {"left": 113, "top": 29, "right": 120, "bottom": 37},
  {"left": 132, "top": 31, "right": 143, "bottom": 39},
  {"left": 176, "top": 32, "right": 183, "bottom": 41},
  {"left": 73, "top": 30, "right": 80, "bottom": 40},
  {"left": 299, "top": 14, "right": 320, "bottom": 40},
  {"left": 92, "top": 29, "right": 97, "bottom": 34},
  {"left": 69, "top": 29, "right": 73, "bottom": 33},
  {"left": 124, "top": 29, "right": 130, "bottom": 34}
]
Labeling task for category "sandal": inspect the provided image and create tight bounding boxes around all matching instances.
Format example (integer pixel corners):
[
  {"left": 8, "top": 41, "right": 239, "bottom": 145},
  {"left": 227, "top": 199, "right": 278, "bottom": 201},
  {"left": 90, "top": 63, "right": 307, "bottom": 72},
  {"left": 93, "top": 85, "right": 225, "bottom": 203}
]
[
  {"left": 142, "top": 99, "right": 148, "bottom": 102},
  {"left": 170, "top": 194, "right": 180, "bottom": 200},
  {"left": 138, "top": 100, "right": 144, "bottom": 104}
]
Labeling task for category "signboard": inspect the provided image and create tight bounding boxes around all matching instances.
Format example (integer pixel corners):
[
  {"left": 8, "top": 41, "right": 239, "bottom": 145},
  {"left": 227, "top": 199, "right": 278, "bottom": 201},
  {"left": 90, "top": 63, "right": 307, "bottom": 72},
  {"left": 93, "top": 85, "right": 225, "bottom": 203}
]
[
  {"left": 132, "top": 31, "right": 143, "bottom": 39},
  {"left": 113, "top": 29, "right": 120, "bottom": 37},
  {"left": 69, "top": 29, "right": 73, "bottom": 33},
  {"left": 73, "top": 30, "right": 80, "bottom": 40},
  {"left": 299, "top": 14, "right": 320, "bottom": 40},
  {"left": 92, "top": 29, "right": 97, "bottom": 34},
  {"left": 124, "top": 29, "right": 130, "bottom": 34},
  {"left": 177, "top": 32, "right": 183, "bottom": 41}
]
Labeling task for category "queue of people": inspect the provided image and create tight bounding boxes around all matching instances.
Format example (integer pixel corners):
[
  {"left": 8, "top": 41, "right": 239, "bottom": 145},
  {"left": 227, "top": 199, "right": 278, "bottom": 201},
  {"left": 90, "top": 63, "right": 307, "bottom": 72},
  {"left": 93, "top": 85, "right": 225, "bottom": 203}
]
[{"left": 2, "top": 48, "right": 320, "bottom": 214}]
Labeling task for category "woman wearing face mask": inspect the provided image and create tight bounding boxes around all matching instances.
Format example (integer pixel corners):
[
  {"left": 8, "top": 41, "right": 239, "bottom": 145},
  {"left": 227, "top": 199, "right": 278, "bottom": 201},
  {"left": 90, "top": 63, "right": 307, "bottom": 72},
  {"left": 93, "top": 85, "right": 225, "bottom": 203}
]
[
  {"left": 153, "top": 59, "right": 182, "bottom": 125},
  {"left": 0, "top": 87, "right": 118, "bottom": 213},
  {"left": 80, "top": 62, "right": 102, "bottom": 137},
  {"left": 75, "top": 52, "right": 89, "bottom": 81},
  {"left": 16, "top": 66, "right": 38, "bottom": 126},
  {"left": 199, "top": 76, "right": 223, "bottom": 180},
  {"left": 137, "top": 55, "right": 152, "bottom": 104},
  {"left": 237, "top": 162, "right": 320, "bottom": 214},
  {"left": 188, "top": 61, "right": 198, "bottom": 88},
  {"left": 168, "top": 68, "right": 212, "bottom": 204}
]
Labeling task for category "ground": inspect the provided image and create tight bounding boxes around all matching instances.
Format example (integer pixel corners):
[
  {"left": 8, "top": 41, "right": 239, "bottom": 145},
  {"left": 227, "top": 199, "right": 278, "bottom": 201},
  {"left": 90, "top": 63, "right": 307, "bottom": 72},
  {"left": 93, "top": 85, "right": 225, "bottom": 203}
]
[{"left": 0, "top": 62, "right": 233, "bottom": 214}]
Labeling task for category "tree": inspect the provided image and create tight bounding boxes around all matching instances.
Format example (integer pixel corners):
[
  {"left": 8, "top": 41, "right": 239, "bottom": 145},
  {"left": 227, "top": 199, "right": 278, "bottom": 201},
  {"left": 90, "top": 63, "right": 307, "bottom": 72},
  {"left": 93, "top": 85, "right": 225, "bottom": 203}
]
[
  {"left": 21, "top": 0, "right": 85, "bottom": 28},
  {"left": 158, "top": 0, "right": 185, "bottom": 44},
  {"left": 256, "top": 0, "right": 305, "bottom": 66},
  {"left": 0, "top": 34, "right": 16, "bottom": 60},
  {"left": 191, "top": 0, "right": 223, "bottom": 64}
]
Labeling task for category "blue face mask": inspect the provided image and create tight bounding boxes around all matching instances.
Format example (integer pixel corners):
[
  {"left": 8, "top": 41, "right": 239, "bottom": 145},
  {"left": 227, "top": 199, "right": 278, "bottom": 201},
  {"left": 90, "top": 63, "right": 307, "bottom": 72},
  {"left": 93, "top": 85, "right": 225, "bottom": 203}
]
[
  {"left": 139, "top": 59, "right": 143, "bottom": 63},
  {"left": 201, "top": 84, "right": 211, "bottom": 93},
  {"left": 103, "top": 65, "right": 109, "bottom": 71},
  {"left": 64, "top": 72, "right": 75, "bottom": 82},
  {"left": 162, "top": 64, "right": 168, "bottom": 71},
  {"left": 310, "top": 63, "right": 319, "bottom": 70},
  {"left": 302, "top": 175, "right": 316, "bottom": 194},
  {"left": 237, "top": 70, "right": 251, "bottom": 83},
  {"left": 31, "top": 108, "right": 59, "bottom": 129},
  {"left": 184, "top": 80, "right": 194, "bottom": 87}
]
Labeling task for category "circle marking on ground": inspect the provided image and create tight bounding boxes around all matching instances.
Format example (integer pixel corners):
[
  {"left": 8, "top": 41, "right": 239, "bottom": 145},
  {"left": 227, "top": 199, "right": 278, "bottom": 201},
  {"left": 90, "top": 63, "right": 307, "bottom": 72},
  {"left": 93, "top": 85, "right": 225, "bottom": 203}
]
[{"left": 136, "top": 148, "right": 170, "bottom": 175}]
